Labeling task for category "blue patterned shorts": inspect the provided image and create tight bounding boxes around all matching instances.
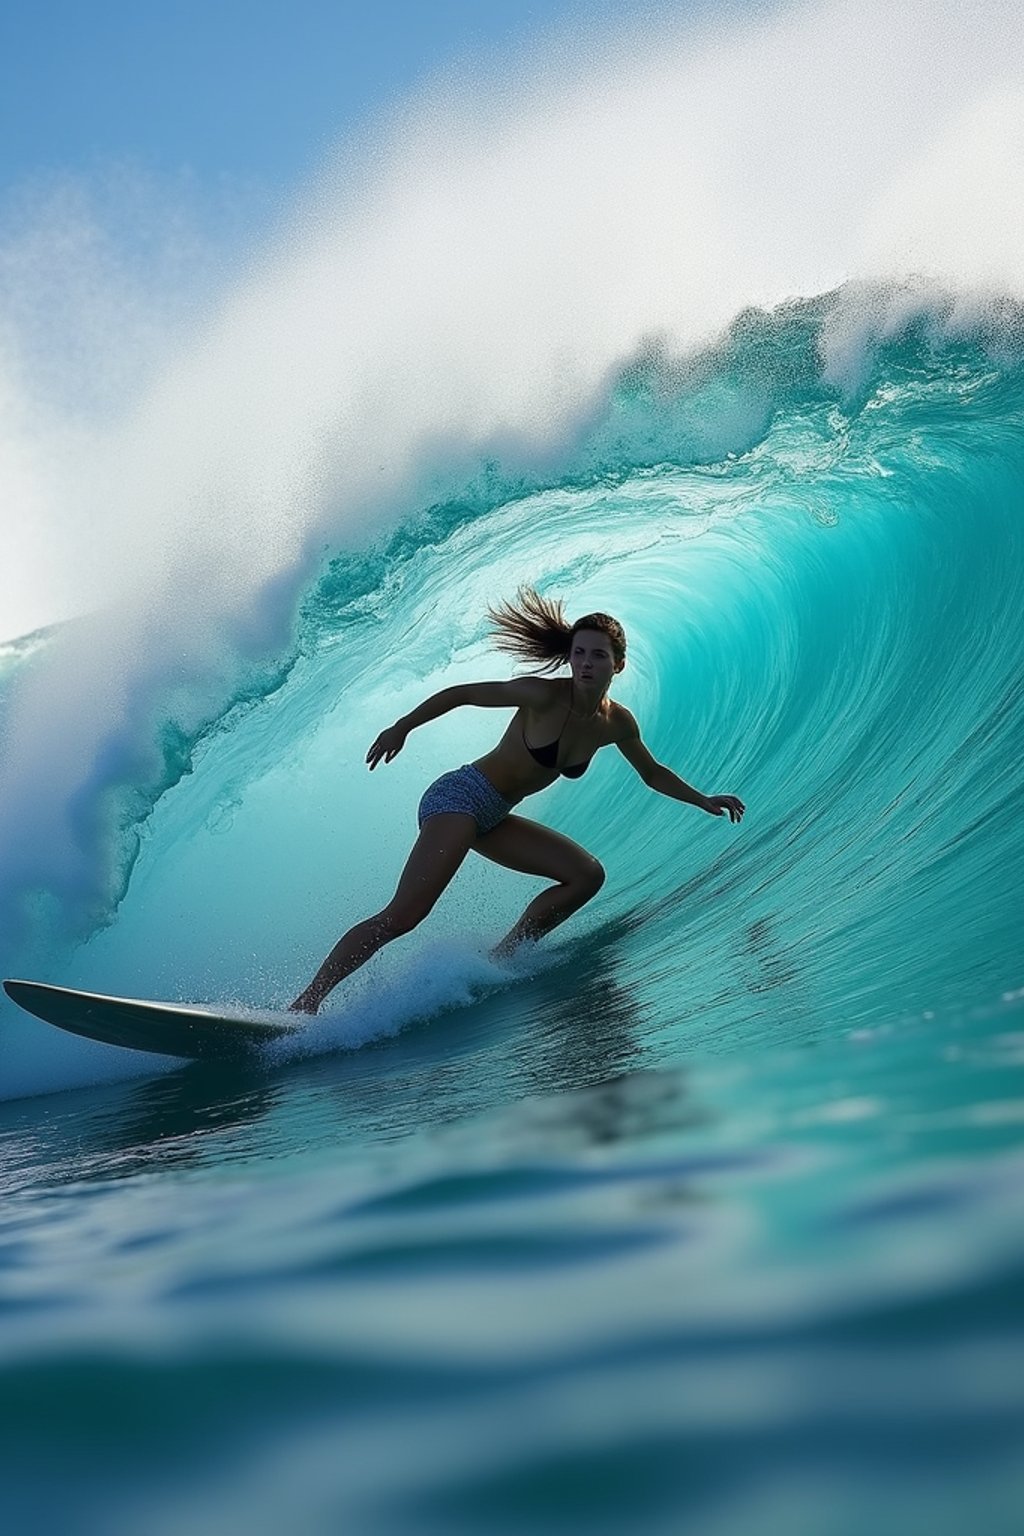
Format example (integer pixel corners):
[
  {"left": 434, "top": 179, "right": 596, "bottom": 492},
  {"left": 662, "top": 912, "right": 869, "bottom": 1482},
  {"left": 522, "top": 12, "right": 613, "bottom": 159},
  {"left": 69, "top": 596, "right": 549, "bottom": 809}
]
[{"left": 417, "top": 763, "right": 514, "bottom": 835}]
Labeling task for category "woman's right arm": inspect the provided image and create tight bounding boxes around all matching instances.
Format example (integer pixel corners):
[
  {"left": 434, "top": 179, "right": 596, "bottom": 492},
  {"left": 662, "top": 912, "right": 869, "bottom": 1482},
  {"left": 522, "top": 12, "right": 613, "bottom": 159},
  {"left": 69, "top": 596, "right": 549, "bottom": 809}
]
[{"left": 366, "top": 679, "right": 548, "bottom": 769}]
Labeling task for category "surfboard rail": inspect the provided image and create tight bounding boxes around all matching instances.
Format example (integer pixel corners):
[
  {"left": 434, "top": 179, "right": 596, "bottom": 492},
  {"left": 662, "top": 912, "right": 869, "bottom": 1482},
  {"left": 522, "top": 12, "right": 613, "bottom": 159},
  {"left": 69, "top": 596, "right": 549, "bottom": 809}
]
[{"left": 2, "top": 978, "right": 302, "bottom": 1061}]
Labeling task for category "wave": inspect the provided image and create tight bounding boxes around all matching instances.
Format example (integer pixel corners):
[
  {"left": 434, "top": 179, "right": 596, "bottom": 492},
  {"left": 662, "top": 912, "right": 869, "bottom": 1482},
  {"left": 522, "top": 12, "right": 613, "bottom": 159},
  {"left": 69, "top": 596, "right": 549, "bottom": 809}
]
[
  {"left": 2, "top": 294, "right": 1023, "bottom": 1097},
  {"left": 2, "top": 0, "right": 1024, "bottom": 1096}
]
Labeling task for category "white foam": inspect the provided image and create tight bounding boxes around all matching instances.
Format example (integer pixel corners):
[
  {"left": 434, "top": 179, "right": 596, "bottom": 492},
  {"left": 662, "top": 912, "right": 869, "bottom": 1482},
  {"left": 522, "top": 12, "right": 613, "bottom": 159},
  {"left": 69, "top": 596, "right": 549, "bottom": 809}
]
[{"left": 265, "top": 938, "right": 517, "bottom": 1063}]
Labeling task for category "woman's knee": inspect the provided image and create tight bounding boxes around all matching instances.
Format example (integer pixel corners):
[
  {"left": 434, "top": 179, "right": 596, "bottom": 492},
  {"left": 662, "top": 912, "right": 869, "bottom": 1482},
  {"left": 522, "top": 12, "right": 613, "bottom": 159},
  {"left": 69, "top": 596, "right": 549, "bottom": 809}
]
[{"left": 577, "top": 858, "right": 605, "bottom": 898}]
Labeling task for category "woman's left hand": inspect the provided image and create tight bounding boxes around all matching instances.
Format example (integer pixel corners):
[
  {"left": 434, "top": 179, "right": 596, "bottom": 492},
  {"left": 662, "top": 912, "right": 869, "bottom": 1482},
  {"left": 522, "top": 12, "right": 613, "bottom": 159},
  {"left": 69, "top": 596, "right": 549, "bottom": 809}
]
[{"left": 707, "top": 794, "right": 745, "bottom": 823}]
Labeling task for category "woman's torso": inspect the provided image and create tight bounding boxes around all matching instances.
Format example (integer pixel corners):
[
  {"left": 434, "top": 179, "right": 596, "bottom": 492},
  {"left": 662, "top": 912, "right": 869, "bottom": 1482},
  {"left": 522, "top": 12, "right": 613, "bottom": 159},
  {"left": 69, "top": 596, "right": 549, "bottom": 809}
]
[{"left": 471, "top": 679, "right": 627, "bottom": 804}]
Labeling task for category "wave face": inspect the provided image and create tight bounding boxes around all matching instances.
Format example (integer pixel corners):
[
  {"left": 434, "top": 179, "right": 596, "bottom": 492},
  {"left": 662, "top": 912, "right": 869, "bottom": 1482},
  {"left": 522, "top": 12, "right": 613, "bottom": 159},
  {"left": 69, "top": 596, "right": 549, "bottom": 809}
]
[{"left": 2, "top": 295, "right": 1023, "bottom": 1096}]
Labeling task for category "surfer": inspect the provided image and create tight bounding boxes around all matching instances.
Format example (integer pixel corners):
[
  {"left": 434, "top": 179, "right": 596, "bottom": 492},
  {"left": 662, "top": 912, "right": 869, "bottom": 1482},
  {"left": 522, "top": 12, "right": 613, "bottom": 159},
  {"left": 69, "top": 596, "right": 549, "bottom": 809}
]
[{"left": 290, "top": 586, "right": 745, "bottom": 1013}]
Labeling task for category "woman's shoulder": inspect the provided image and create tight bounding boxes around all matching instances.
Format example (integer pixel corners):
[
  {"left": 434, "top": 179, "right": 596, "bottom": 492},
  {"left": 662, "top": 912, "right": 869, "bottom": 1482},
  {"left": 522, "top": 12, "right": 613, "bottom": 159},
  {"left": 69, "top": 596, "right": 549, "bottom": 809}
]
[
  {"left": 607, "top": 699, "right": 640, "bottom": 740},
  {"left": 507, "top": 674, "right": 560, "bottom": 710}
]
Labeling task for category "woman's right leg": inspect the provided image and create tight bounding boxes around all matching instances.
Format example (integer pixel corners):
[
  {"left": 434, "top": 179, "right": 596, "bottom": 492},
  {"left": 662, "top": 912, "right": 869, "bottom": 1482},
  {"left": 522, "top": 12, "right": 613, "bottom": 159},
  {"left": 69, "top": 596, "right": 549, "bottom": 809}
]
[{"left": 289, "top": 813, "right": 477, "bottom": 1013}]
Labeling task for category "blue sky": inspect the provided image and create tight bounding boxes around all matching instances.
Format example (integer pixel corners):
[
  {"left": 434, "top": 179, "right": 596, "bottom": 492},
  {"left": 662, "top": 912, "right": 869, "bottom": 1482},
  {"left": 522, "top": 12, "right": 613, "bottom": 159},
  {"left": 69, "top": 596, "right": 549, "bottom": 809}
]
[
  {"left": 0, "top": 0, "right": 649, "bottom": 200},
  {"left": 2, "top": 0, "right": 728, "bottom": 648}
]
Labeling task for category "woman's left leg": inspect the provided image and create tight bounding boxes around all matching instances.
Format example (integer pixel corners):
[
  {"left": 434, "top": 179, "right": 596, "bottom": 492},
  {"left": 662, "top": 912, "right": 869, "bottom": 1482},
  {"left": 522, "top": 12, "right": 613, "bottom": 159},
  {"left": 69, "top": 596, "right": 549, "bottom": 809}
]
[
  {"left": 472, "top": 814, "right": 605, "bottom": 959},
  {"left": 290, "top": 813, "right": 477, "bottom": 1012}
]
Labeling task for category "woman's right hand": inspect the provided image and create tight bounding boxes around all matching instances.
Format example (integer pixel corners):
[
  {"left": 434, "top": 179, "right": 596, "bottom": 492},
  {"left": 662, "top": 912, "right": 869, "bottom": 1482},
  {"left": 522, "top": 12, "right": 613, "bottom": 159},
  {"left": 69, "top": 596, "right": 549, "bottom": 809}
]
[{"left": 366, "top": 723, "right": 408, "bottom": 770}]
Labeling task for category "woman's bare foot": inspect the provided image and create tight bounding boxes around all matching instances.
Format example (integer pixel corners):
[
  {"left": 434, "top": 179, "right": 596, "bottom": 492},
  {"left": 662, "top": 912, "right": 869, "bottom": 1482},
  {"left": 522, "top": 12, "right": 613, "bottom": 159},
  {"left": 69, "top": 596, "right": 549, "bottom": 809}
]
[{"left": 489, "top": 933, "right": 529, "bottom": 964}]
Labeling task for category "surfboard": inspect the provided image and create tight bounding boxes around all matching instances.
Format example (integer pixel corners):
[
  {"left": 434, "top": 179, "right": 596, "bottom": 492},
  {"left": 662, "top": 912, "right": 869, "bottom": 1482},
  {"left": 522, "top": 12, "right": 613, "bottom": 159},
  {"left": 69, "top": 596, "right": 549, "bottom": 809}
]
[{"left": 2, "top": 979, "right": 302, "bottom": 1061}]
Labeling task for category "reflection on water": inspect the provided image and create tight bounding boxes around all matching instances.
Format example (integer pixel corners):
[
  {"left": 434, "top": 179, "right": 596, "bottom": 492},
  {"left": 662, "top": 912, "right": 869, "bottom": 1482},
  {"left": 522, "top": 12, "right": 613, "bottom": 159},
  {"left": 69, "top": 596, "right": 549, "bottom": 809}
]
[{"left": 0, "top": 1063, "right": 281, "bottom": 1193}]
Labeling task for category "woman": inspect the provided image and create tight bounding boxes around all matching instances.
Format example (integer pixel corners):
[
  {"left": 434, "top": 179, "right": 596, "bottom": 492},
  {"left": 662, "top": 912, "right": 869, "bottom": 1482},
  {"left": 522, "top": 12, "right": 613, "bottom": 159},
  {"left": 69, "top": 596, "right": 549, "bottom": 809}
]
[{"left": 290, "top": 586, "right": 745, "bottom": 1013}]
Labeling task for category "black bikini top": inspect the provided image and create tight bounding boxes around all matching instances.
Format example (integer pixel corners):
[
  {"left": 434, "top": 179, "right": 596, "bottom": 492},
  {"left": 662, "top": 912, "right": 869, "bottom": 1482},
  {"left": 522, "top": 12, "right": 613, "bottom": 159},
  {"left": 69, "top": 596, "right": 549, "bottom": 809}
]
[{"left": 522, "top": 684, "right": 595, "bottom": 779}]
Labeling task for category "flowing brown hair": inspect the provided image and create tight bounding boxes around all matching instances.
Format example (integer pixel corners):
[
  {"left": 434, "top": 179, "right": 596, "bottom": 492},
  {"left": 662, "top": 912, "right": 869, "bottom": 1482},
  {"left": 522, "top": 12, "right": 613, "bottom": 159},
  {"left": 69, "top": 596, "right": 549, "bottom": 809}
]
[{"left": 486, "top": 585, "right": 626, "bottom": 674}]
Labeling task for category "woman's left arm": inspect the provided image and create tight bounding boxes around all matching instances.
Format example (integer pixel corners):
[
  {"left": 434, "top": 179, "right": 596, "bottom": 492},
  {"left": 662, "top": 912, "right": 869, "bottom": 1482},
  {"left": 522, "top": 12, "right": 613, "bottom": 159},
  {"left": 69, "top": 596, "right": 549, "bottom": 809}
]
[{"left": 615, "top": 708, "right": 745, "bottom": 823}]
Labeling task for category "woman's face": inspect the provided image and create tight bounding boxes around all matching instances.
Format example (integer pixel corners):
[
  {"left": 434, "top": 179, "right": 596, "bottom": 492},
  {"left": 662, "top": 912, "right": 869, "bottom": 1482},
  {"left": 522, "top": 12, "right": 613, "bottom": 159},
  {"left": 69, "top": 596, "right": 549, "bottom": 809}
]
[{"left": 570, "top": 628, "right": 623, "bottom": 692}]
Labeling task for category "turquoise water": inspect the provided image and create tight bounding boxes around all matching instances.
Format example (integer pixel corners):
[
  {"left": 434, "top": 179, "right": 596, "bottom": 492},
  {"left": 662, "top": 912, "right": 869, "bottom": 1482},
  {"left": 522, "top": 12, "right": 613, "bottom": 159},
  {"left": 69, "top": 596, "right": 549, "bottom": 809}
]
[{"left": 2, "top": 302, "right": 1024, "bottom": 1532}]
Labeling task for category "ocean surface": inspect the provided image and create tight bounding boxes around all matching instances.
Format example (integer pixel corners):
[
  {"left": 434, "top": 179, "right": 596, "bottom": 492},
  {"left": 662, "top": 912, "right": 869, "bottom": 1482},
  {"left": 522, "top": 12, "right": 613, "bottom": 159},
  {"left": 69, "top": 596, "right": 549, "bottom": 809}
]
[{"left": 3, "top": 0, "right": 1024, "bottom": 1529}]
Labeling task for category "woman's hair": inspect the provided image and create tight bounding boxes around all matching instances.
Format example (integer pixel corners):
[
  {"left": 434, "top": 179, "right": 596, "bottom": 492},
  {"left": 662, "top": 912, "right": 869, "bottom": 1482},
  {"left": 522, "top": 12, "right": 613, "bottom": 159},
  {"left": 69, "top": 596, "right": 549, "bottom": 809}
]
[{"left": 486, "top": 585, "right": 626, "bottom": 674}]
